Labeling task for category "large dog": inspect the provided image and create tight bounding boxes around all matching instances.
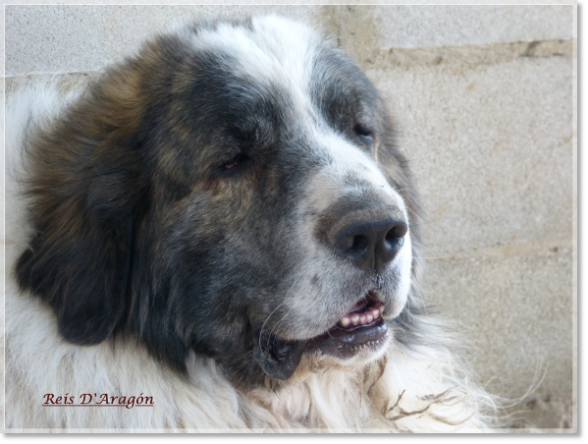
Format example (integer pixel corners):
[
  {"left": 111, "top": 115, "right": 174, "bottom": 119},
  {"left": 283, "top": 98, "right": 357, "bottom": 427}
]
[{"left": 5, "top": 16, "right": 497, "bottom": 431}]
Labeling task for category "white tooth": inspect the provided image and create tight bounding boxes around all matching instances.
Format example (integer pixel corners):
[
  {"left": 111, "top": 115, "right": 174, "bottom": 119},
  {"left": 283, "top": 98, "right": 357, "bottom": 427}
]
[
  {"left": 340, "top": 316, "right": 351, "bottom": 327},
  {"left": 372, "top": 309, "right": 380, "bottom": 318},
  {"left": 359, "top": 314, "right": 367, "bottom": 324},
  {"left": 366, "top": 314, "right": 373, "bottom": 323},
  {"left": 351, "top": 314, "right": 360, "bottom": 325}
]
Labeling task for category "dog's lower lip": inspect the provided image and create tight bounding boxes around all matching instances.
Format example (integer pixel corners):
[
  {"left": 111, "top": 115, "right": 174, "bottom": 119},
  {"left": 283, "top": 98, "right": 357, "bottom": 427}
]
[
  {"left": 328, "top": 317, "right": 387, "bottom": 344},
  {"left": 307, "top": 317, "right": 388, "bottom": 347}
]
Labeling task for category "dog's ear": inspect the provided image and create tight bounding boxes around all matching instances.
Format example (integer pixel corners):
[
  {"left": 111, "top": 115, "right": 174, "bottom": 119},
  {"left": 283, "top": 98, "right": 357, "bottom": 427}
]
[{"left": 15, "top": 66, "right": 149, "bottom": 345}]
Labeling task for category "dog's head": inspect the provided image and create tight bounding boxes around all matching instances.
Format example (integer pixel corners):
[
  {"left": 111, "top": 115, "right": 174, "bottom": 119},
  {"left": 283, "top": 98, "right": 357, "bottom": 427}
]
[{"left": 16, "top": 16, "right": 423, "bottom": 387}]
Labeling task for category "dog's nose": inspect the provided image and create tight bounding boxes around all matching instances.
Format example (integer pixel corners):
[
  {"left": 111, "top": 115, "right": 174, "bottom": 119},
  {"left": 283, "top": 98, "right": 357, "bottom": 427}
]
[{"left": 332, "top": 217, "right": 408, "bottom": 272}]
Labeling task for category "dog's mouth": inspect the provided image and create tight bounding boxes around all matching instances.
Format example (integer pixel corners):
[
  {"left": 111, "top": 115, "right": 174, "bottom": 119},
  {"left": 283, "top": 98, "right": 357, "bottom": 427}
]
[
  {"left": 253, "top": 290, "right": 390, "bottom": 381},
  {"left": 333, "top": 291, "right": 385, "bottom": 331},
  {"left": 309, "top": 290, "right": 387, "bottom": 345}
]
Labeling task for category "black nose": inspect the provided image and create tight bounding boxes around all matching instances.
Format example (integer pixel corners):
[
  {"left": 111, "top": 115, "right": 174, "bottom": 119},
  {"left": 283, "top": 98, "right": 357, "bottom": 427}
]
[{"left": 332, "top": 216, "right": 408, "bottom": 272}]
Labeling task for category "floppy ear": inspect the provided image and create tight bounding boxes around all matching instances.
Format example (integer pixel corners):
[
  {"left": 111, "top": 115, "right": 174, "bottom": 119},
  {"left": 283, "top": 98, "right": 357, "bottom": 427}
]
[{"left": 15, "top": 66, "right": 149, "bottom": 345}]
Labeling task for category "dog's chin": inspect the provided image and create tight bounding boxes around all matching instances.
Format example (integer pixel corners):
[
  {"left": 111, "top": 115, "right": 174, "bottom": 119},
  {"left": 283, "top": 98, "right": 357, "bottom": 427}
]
[
  {"left": 305, "top": 319, "right": 392, "bottom": 367},
  {"left": 254, "top": 290, "right": 402, "bottom": 381}
]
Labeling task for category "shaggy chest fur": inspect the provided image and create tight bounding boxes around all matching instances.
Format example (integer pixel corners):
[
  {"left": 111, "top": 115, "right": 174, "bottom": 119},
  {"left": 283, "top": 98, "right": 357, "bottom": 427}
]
[{"left": 5, "top": 289, "right": 485, "bottom": 432}]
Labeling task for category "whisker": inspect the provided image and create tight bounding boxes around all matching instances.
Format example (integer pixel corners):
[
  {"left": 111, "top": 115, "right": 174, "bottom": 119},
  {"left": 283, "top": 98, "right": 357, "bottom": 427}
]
[
  {"left": 269, "top": 306, "right": 294, "bottom": 339},
  {"left": 411, "top": 283, "right": 428, "bottom": 315},
  {"left": 258, "top": 302, "right": 286, "bottom": 351},
  {"left": 419, "top": 256, "right": 459, "bottom": 260}
]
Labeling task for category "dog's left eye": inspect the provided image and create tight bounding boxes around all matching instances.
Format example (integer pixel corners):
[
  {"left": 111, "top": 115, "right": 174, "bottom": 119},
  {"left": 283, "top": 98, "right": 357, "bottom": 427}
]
[
  {"left": 219, "top": 152, "right": 251, "bottom": 173},
  {"left": 353, "top": 123, "right": 374, "bottom": 144}
]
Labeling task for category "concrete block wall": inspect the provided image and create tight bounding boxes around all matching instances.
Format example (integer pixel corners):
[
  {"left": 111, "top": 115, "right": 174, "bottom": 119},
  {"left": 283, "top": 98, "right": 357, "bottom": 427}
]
[{"left": 4, "top": 3, "right": 576, "bottom": 430}]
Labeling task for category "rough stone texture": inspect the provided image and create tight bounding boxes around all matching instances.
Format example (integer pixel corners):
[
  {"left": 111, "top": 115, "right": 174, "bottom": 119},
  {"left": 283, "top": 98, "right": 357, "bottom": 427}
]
[
  {"left": 358, "top": 40, "right": 574, "bottom": 69},
  {"left": 507, "top": 396, "right": 575, "bottom": 431},
  {"left": 5, "top": 5, "right": 338, "bottom": 76},
  {"left": 421, "top": 247, "right": 573, "bottom": 423},
  {"left": 3, "top": 4, "right": 576, "bottom": 432},
  {"left": 366, "top": 56, "right": 574, "bottom": 257},
  {"left": 5, "top": 4, "right": 574, "bottom": 76},
  {"left": 335, "top": 5, "right": 573, "bottom": 55}
]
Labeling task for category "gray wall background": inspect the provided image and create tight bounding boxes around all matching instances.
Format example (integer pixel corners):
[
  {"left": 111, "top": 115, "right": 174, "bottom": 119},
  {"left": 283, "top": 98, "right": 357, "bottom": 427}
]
[{"left": 3, "top": 2, "right": 576, "bottom": 431}]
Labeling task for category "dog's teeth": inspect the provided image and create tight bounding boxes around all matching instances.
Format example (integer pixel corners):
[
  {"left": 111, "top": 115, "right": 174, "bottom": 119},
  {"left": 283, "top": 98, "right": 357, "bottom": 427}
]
[
  {"left": 339, "top": 316, "right": 351, "bottom": 327},
  {"left": 366, "top": 314, "right": 373, "bottom": 323},
  {"left": 372, "top": 308, "right": 380, "bottom": 318},
  {"left": 359, "top": 314, "right": 367, "bottom": 324},
  {"left": 350, "top": 314, "right": 359, "bottom": 325}
]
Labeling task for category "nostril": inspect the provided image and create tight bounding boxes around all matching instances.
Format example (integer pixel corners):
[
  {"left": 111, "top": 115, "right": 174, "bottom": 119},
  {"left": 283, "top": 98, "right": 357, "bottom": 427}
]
[
  {"left": 385, "top": 222, "right": 408, "bottom": 245},
  {"left": 351, "top": 235, "right": 369, "bottom": 253}
]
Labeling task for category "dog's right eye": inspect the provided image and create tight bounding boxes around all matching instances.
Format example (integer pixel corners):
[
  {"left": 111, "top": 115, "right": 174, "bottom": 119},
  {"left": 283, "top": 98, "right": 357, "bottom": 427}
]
[{"left": 353, "top": 123, "right": 374, "bottom": 145}]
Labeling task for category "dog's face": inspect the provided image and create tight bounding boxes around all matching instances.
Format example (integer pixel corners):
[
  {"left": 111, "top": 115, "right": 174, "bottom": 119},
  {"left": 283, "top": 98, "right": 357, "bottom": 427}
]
[{"left": 16, "top": 17, "right": 423, "bottom": 388}]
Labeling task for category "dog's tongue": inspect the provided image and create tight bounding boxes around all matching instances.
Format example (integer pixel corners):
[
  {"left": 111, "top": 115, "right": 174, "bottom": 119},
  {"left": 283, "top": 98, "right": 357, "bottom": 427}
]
[{"left": 253, "top": 330, "right": 305, "bottom": 381}]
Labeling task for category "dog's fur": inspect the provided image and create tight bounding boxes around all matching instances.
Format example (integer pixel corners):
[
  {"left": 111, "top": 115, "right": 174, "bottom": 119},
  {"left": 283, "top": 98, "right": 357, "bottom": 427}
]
[{"left": 5, "top": 16, "right": 497, "bottom": 432}]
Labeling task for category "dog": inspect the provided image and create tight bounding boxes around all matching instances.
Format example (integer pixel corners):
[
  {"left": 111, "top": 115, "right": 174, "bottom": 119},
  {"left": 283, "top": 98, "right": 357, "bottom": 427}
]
[{"left": 5, "top": 16, "right": 497, "bottom": 432}]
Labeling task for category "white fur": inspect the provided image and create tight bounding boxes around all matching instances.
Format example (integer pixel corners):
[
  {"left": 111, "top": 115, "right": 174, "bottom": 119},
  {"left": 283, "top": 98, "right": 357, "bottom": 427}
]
[
  {"left": 4, "top": 18, "right": 497, "bottom": 432},
  {"left": 186, "top": 16, "right": 318, "bottom": 107}
]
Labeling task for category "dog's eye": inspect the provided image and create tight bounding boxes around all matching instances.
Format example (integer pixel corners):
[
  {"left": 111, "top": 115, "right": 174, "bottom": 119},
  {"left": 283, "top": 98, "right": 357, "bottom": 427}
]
[
  {"left": 220, "top": 152, "right": 250, "bottom": 173},
  {"left": 353, "top": 123, "right": 374, "bottom": 144}
]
